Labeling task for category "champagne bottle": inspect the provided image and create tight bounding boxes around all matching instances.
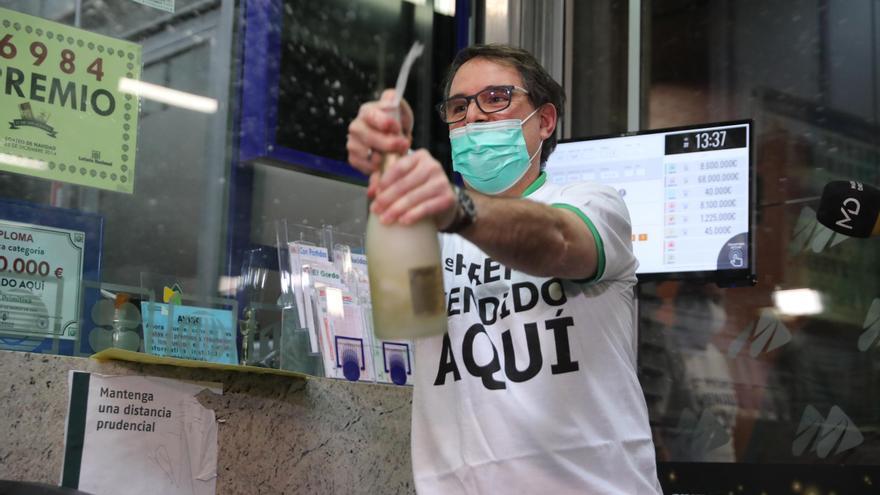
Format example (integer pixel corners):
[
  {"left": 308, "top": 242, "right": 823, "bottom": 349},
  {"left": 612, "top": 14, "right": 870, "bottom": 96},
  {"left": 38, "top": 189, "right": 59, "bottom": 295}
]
[
  {"left": 366, "top": 150, "right": 447, "bottom": 339},
  {"left": 363, "top": 41, "right": 445, "bottom": 339}
]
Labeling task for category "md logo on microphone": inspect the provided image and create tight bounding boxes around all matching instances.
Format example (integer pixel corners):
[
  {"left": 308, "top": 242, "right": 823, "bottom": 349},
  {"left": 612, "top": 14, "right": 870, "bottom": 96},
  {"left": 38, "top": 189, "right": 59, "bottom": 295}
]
[
  {"left": 792, "top": 405, "right": 864, "bottom": 459},
  {"left": 833, "top": 184, "right": 863, "bottom": 231},
  {"left": 858, "top": 298, "right": 880, "bottom": 352}
]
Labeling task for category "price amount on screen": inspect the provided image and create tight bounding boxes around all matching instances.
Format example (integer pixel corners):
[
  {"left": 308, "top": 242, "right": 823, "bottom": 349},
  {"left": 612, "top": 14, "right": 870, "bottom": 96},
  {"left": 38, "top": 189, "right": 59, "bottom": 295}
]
[
  {"left": 0, "top": 256, "right": 63, "bottom": 278},
  {"left": 701, "top": 212, "right": 736, "bottom": 222},
  {"left": 705, "top": 186, "right": 732, "bottom": 196},
  {"left": 699, "top": 159, "right": 738, "bottom": 170},
  {"left": 698, "top": 172, "right": 739, "bottom": 184},
  {"left": 704, "top": 226, "right": 732, "bottom": 235},
  {"left": 701, "top": 199, "right": 737, "bottom": 209}
]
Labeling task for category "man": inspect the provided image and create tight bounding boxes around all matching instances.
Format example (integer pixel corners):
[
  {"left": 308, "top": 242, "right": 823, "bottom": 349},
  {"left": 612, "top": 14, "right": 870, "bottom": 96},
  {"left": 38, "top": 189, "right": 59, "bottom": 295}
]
[{"left": 347, "top": 44, "right": 661, "bottom": 494}]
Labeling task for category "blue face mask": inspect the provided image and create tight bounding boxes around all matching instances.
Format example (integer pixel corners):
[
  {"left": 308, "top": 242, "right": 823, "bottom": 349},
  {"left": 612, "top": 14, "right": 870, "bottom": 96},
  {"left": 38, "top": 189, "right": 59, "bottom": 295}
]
[{"left": 450, "top": 108, "right": 542, "bottom": 195}]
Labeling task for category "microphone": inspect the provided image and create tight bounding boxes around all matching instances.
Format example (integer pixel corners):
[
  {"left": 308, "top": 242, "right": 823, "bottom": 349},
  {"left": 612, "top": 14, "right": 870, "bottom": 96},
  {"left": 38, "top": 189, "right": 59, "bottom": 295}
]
[{"left": 816, "top": 180, "right": 880, "bottom": 238}]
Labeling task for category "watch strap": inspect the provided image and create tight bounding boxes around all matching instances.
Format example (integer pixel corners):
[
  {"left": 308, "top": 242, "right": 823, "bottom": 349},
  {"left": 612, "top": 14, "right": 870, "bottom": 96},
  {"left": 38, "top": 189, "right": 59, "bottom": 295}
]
[{"left": 440, "top": 185, "right": 476, "bottom": 234}]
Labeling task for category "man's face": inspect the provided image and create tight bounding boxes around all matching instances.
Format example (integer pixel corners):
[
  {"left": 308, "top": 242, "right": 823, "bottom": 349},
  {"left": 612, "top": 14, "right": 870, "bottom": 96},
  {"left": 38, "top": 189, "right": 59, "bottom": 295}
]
[{"left": 447, "top": 57, "right": 545, "bottom": 162}]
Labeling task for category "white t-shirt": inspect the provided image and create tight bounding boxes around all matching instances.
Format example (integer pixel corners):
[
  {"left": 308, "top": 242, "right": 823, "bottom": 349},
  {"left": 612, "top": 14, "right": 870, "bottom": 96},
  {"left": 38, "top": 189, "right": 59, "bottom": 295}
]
[{"left": 411, "top": 174, "right": 662, "bottom": 494}]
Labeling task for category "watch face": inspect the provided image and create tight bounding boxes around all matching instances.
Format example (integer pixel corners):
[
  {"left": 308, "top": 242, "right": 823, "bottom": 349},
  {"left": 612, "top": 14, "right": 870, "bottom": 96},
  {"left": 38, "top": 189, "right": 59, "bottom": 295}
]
[
  {"left": 458, "top": 188, "right": 477, "bottom": 221},
  {"left": 441, "top": 186, "right": 476, "bottom": 233}
]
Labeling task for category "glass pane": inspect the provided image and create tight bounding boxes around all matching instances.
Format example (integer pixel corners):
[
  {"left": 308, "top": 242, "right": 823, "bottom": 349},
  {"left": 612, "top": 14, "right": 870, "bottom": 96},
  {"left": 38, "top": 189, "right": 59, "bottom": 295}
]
[
  {"left": 272, "top": 0, "right": 458, "bottom": 165},
  {"left": 567, "top": 1, "right": 629, "bottom": 137},
  {"left": 643, "top": 0, "right": 880, "bottom": 468},
  {"left": 0, "top": 0, "right": 457, "bottom": 358}
]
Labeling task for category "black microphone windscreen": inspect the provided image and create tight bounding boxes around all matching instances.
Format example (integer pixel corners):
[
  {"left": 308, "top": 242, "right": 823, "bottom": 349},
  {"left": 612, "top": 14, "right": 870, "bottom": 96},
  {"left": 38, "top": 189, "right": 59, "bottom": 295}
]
[{"left": 816, "top": 180, "right": 880, "bottom": 238}]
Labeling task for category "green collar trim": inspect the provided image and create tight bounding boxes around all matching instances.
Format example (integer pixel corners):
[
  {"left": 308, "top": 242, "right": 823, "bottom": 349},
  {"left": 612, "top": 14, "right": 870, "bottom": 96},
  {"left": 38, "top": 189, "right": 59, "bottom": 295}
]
[{"left": 521, "top": 172, "right": 547, "bottom": 197}]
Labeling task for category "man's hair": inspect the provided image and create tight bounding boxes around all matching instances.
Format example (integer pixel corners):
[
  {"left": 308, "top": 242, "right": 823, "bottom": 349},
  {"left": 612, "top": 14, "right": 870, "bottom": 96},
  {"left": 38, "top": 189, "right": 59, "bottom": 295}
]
[{"left": 441, "top": 44, "right": 566, "bottom": 167}]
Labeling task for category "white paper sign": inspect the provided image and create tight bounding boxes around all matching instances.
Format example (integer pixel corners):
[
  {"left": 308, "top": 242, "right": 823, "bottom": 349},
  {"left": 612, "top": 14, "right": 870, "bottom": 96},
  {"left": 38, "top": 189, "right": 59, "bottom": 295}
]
[{"left": 62, "top": 372, "right": 221, "bottom": 495}]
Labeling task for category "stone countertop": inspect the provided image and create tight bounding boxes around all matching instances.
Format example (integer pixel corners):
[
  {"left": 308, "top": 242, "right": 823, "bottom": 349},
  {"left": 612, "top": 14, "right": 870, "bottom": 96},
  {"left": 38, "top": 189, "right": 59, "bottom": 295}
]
[{"left": 0, "top": 350, "right": 414, "bottom": 495}]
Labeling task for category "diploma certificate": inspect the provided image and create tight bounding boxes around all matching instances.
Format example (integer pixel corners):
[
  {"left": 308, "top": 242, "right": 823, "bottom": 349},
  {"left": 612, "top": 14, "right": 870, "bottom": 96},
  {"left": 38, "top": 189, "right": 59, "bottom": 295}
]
[{"left": 0, "top": 219, "right": 84, "bottom": 340}]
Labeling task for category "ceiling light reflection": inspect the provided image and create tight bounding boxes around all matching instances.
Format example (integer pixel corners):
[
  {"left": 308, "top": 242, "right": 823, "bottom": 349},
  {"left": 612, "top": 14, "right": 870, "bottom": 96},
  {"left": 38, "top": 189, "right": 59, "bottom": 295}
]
[
  {"left": 0, "top": 153, "right": 48, "bottom": 171},
  {"left": 118, "top": 77, "right": 218, "bottom": 114},
  {"left": 773, "top": 288, "right": 823, "bottom": 316}
]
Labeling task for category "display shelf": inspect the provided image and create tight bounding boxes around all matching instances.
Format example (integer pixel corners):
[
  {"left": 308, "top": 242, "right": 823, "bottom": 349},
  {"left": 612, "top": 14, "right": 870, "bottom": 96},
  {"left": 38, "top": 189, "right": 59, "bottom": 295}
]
[{"left": 91, "top": 348, "right": 310, "bottom": 379}]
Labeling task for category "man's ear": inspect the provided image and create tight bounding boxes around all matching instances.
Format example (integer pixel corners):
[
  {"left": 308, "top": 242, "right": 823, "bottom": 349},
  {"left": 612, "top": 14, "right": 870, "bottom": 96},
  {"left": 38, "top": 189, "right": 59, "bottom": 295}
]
[{"left": 538, "top": 103, "right": 557, "bottom": 140}]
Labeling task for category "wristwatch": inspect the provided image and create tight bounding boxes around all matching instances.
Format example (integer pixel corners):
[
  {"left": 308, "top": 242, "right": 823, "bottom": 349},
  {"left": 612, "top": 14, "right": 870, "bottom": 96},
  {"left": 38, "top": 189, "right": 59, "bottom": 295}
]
[{"left": 441, "top": 185, "right": 477, "bottom": 233}]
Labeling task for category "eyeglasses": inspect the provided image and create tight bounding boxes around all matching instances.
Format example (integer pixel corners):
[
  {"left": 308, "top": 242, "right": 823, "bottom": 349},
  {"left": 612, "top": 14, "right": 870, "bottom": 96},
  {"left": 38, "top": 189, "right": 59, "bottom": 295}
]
[{"left": 436, "top": 85, "right": 529, "bottom": 124}]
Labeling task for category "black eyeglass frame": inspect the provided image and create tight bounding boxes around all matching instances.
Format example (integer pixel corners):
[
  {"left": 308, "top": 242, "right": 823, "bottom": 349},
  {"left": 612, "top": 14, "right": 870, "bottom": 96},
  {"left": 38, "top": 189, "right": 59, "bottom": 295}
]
[{"left": 436, "top": 85, "right": 530, "bottom": 124}]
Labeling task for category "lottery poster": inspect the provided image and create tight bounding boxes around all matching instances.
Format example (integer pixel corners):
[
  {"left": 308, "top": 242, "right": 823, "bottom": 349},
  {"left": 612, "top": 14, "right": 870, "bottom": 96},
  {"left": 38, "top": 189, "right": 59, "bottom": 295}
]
[{"left": 0, "top": 7, "right": 142, "bottom": 193}]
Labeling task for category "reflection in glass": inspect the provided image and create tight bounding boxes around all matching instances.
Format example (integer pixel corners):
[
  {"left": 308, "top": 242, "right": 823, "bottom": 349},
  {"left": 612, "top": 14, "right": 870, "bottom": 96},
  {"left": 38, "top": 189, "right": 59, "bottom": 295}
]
[
  {"left": 275, "top": 0, "right": 425, "bottom": 161},
  {"left": 641, "top": 0, "right": 880, "bottom": 468},
  {"left": 640, "top": 281, "right": 736, "bottom": 462},
  {"left": 237, "top": 247, "right": 275, "bottom": 366},
  {"left": 90, "top": 292, "right": 141, "bottom": 352}
]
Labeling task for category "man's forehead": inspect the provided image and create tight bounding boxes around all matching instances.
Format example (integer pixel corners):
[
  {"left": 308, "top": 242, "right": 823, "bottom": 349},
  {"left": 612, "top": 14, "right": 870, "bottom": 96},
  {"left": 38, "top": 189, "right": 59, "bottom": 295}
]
[{"left": 449, "top": 58, "right": 523, "bottom": 95}]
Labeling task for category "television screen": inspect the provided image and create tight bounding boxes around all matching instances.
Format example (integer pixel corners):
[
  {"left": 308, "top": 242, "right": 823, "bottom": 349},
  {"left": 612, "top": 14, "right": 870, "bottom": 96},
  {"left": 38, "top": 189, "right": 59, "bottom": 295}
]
[{"left": 545, "top": 121, "right": 755, "bottom": 284}]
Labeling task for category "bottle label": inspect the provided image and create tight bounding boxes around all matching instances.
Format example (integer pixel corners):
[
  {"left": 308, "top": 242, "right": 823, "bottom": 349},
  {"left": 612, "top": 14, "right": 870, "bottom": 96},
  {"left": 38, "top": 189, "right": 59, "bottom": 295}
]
[{"left": 409, "top": 265, "right": 444, "bottom": 316}]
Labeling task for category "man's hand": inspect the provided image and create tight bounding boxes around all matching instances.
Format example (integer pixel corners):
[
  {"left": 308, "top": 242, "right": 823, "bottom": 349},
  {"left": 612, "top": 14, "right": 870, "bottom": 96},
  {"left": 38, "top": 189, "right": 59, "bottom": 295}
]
[
  {"left": 346, "top": 89, "right": 414, "bottom": 177},
  {"left": 347, "top": 89, "right": 457, "bottom": 228},
  {"left": 369, "top": 149, "right": 458, "bottom": 228}
]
